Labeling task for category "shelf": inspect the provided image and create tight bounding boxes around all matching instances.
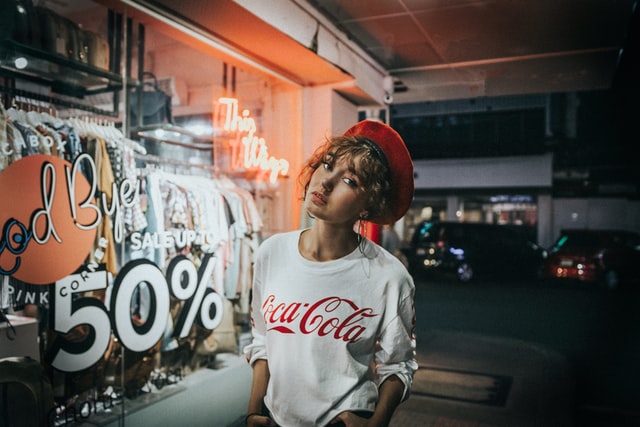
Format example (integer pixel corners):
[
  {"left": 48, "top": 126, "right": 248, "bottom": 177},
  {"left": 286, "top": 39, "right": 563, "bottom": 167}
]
[{"left": 0, "top": 39, "right": 124, "bottom": 98}]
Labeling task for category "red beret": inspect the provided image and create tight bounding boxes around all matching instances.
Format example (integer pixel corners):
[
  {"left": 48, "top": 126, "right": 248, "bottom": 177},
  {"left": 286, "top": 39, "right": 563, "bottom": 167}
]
[{"left": 344, "top": 120, "right": 414, "bottom": 224}]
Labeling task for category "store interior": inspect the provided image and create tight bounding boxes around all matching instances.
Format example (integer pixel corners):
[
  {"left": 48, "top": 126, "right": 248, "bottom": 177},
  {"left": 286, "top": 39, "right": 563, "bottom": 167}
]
[{"left": 0, "top": 1, "right": 301, "bottom": 425}]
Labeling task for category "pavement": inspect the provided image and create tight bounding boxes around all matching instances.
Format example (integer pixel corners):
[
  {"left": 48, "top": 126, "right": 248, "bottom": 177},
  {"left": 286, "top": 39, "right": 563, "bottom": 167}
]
[
  {"left": 77, "top": 328, "right": 575, "bottom": 427},
  {"left": 230, "top": 328, "right": 575, "bottom": 427},
  {"left": 390, "top": 329, "right": 575, "bottom": 427},
  {"left": 225, "top": 328, "right": 576, "bottom": 427}
]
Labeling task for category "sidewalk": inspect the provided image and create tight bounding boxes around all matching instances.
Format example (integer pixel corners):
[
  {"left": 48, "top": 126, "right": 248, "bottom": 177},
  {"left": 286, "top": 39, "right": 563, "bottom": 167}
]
[
  {"left": 391, "top": 329, "right": 575, "bottom": 427},
  {"left": 392, "top": 410, "right": 498, "bottom": 427},
  {"left": 228, "top": 328, "right": 574, "bottom": 427},
  {"left": 86, "top": 328, "right": 574, "bottom": 427}
]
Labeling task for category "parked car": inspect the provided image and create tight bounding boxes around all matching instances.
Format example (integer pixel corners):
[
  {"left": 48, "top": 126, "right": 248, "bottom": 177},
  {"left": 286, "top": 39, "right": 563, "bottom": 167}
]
[
  {"left": 543, "top": 229, "right": 640, "bottom": 290},
  {"left": 402, "top": 221, "right": 547, "bottom": 283}
]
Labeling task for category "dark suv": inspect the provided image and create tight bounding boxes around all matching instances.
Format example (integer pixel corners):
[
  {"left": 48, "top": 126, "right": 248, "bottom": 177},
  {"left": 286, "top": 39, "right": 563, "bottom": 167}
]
[{"left": 403, "top": 221, "right": 547, "bottom": 283}]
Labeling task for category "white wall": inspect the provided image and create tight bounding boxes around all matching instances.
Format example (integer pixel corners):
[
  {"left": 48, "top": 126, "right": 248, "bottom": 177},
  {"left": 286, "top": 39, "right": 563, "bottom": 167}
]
[
  {"left": 263, "top": 84, "right": 303, "bottom": 235},
  {"left": 551, "top": 198, "right": 640, "bottom": 240},
  {"left": 414, "top": 153, "right": 553, "bottom": 189},
  {"left": 302, "top": 85, "right": 334, "bottom": 159},
  {"left": 299, "top": 85, "right": 361, "bottom": 229},
  {"left": 332, "top": 92, "right": 361, "bottom": 135}
]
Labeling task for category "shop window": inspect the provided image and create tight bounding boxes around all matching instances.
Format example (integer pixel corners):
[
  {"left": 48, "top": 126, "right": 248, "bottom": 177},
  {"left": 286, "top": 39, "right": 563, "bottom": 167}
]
[{"left": 1, "top": 1, "right": 300, "bottom": 425}]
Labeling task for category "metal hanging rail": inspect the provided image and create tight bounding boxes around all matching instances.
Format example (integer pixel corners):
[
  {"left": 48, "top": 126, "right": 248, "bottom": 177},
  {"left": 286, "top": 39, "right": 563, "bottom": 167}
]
[
  {"left": 0, "top": 85, "right": 120, "bottom": 118},
  {"left": 133, "top": 152, "right": 217, "bottom": 172}
]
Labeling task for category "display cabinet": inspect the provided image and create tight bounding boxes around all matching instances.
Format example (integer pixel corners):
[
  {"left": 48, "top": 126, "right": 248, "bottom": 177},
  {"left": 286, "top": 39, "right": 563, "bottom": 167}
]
[{"left": 0, "top": 5, "right": 128, "bottom": 117}]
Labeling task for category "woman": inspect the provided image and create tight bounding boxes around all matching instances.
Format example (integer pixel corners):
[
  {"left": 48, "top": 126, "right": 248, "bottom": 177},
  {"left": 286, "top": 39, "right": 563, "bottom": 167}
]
[{"left": 244, "top": 120, "right": 417, "bottom": 427}]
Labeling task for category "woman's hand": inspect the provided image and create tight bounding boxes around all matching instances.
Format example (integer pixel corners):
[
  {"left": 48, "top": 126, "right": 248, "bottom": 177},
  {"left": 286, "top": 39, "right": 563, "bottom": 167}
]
[
  {"left": 246, "top": 413, "right": 277, "bottom": 427},
  {"left": 329, "top": 411, "right": 373, "bottom": 427}
]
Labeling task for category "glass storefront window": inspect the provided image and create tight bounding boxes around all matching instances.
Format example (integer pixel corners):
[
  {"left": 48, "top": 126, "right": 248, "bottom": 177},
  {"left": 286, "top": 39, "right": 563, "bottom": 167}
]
[{"left": 1, "top": 2, "right": 300, "bottom": 425}]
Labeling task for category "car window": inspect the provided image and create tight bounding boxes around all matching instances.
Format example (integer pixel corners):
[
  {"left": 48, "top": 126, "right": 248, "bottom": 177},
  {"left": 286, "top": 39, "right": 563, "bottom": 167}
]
[
  {"left": 448, "top": 226, "right": 465, "bottom": 243},
  {"left": 619, "top": 232, "right": 640, "bottom": 250},
  {"left": 554, "top": 233, "right": 601, "bottom": 248},
  {"left": 414, "top": 222, "right": 440, "bottom": 245},
  {"left": 610, "top": 233, "right": 626, "bottom": 247},
  {"left": 491, "top": 227, "right": 522, "bottom": 249},
  {"left": 471, "top": 227, "right": 493, "bottom": 245},
  {"left": 496, "top": 227, "right": 514, "bottom": 243}
]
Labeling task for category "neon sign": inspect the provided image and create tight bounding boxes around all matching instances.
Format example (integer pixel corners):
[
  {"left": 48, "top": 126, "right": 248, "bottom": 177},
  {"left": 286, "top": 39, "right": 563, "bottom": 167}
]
[{"left": 214, "top": 97, "right": 289, "bottom": 183}]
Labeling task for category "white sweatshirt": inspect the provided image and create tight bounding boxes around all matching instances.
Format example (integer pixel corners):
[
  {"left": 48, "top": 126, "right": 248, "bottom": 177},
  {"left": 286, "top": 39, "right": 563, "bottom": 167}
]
[{"left": 244, "top": 229, "right": 417, "bottom": 427}]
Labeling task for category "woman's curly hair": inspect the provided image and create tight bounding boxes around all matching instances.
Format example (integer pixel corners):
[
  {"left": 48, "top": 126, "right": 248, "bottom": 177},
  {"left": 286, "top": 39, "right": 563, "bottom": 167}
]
[{"left": 298, "top": 135, "right": 391, "bottom": 221}]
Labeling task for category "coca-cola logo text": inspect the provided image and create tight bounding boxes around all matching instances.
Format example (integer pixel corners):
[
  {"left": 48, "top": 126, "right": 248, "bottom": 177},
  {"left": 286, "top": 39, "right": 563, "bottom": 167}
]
[{"left": 262, "top": 294, "right": 378, "bottom": 343}]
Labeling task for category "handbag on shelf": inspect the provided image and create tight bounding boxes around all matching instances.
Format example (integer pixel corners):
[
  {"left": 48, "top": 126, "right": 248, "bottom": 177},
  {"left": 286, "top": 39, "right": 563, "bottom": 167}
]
[
  {"left": 129, "top": 72, "right": 173, "bottom": 127},
  {"left": 34, "top": 6, "right": 82, "bottom": 62},
  {"left": 83, "top": 30, "right": 110, "bottom": 71},
  {"left": 0, "top": 0, "right": 35, "bottom": 44}
]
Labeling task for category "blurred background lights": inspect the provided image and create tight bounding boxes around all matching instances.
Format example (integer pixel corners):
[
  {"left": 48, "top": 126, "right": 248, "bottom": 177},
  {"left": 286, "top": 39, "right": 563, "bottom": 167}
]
[{"left": 14, "top": 57, "right": 28, "bottom": 69}]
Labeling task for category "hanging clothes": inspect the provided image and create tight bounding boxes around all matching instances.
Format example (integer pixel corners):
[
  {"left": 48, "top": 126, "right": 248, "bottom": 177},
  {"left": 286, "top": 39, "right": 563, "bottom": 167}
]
[
  {"left": 0, "top": 102, "right": 148, "bottom": 285},
  {"left": 134, "top": 167, "right": 262, "bottom": 309},
  {"left": 85, "top": 136, "right": 117, "bottom": 275}
]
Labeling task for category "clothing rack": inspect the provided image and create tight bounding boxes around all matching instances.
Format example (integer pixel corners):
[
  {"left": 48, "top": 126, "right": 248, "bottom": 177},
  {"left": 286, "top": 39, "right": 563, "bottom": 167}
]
[
  {"left": 134, "top": 152, "right": 217, "bottom": 172},
  {"left": 134, "top": 124, "right": 213, "bottom": 151},
  {"left": 0, "top": 85, "right": 119, "bottom": 118}
]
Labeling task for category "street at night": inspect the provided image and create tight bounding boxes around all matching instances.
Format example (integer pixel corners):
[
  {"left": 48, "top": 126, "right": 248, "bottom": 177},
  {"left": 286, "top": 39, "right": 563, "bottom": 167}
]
[{"left": 409, "top": 274, "right": 640, "bottom": 426}]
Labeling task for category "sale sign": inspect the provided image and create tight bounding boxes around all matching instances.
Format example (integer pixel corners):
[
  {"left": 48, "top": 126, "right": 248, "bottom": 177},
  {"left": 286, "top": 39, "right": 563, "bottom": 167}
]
[
  {"left": 0, "top": 154, "right": 99, "bottom": 284},
  {"left": 1, "top": 154, "right": 228, "bottom": 375},
  {"left": 50, "top": 254, "right": 224, "bottom": 372}
]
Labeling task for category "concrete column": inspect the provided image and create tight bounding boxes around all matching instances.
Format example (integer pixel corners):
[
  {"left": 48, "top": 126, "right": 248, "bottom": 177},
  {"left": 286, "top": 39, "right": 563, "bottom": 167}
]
[
  {"left": 537, "top": 194, "right": 553, "bottom": 247},
  {"left": 446, "top": 195, "right": 460, "bottom": 221}
]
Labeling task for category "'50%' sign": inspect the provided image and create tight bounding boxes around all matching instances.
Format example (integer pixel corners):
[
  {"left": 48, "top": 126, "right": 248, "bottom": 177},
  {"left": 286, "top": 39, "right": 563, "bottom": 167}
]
[{"left": 51, "top": 254, "right": 223, "bottom": 373}]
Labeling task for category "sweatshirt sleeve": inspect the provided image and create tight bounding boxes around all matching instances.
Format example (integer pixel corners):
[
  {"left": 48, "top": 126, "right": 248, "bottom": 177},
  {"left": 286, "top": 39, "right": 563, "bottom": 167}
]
[
  {"left": 243, "top": 241, "right": 268, "bottom": 366},
  {"left": 374, "top": 280, "right": 418, "bottom": 401}
]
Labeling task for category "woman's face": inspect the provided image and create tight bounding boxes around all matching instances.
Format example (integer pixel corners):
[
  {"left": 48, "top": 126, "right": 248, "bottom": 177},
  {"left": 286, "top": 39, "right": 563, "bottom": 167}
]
[{"left": 304, "top": 152, "right": 369, "bottom": 226}]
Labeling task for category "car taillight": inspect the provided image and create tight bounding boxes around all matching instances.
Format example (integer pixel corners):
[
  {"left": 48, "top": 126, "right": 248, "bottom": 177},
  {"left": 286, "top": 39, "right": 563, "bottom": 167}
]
[{"left": 437, "top": 239, "right": 445, "bottom": 249}]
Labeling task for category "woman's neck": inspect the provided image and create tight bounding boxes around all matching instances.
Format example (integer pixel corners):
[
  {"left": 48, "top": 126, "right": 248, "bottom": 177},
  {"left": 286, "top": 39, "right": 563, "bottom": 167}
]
[{"left": 298, "top": 224, "right": 359, "bottom": 262}]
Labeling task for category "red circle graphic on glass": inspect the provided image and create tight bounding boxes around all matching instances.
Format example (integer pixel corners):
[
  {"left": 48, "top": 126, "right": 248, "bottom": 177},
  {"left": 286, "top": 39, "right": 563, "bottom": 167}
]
[{"left": 0, "top": 155, "right": 99, "bottom": 284}]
